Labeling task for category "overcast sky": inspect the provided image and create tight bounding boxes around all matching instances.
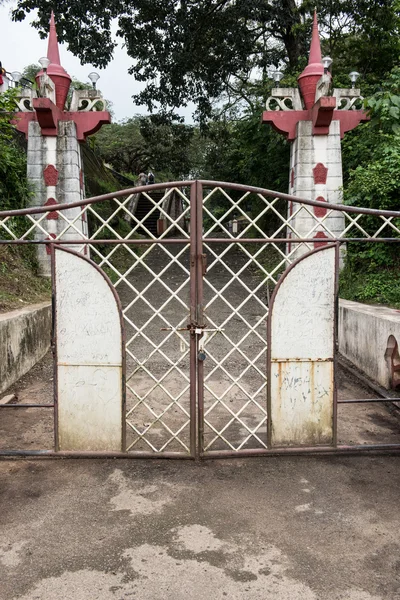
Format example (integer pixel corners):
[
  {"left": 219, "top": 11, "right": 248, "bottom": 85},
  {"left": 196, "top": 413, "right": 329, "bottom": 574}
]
[{"left": 0, "top": 2, "right": 194, "bottom": 123}]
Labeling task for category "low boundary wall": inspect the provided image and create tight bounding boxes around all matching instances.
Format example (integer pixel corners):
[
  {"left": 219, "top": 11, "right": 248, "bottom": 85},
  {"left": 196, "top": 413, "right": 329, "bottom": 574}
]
[
  {"left": 0, "top": 298, "right": 398, "bottom": 397},
  {"left": 339, "top": 299, "right": 400, "bottom": 390},
  {"left": 0, "top": 302, "right": 51, "bottom": 395}
]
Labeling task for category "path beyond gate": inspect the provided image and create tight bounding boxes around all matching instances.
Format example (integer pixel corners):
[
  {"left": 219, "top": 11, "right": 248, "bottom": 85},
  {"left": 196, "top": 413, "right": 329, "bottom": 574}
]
[{"left": 1, "top": 180, "right": 400, "bottom": 458}]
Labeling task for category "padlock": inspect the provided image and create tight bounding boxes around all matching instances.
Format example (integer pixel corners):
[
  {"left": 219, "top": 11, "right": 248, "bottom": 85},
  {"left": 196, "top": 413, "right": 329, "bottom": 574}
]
[{"left": 198, "top": 351, "right": 207, "bottom": 361}]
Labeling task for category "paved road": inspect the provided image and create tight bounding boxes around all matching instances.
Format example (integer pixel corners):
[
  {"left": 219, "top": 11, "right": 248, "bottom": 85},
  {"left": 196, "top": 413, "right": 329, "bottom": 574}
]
[
  {"left": 1, "top": 236, "right": 400, "bottom": 599},
  {"left": 0, "top": 455, "right": 399, "bottom": 600}
]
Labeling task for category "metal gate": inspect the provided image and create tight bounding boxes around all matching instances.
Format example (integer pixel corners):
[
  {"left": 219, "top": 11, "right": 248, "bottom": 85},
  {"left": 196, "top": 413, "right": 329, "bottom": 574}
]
[{"left": 1, "top": 180, "right": 400, "bottom": 457}]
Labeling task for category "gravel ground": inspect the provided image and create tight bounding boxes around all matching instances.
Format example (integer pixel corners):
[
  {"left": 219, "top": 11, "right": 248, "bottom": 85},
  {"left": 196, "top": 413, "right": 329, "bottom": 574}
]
[{"left": 0, "top": 454, "right": 399, "bottom": 600}]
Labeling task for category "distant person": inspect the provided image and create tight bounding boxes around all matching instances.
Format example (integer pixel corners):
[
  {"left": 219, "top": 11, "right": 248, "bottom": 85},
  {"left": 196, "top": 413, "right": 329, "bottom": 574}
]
[
  {"left": 138, "top": 172, "right": 147, "bottom": 186},
  {"left": 125, "top": 172, "right": 147, "bottom": 222},
  {"left": 0, "top": 62, "right": 9, "bottom": 92},
  {"left": 148, "top": 172, "right": 155, "bottom": 184}
]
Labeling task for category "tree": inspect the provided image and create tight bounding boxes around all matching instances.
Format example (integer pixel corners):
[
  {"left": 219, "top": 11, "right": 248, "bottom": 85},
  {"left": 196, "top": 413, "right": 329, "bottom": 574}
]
[
  {"left": 93, "top": 115, "right": 196, "bottom": 180},
  {"left": 93, "top": 118, "right": 150, "bottom": 175},
  {"left": 0, "top": 89, "right": 31, "bottom": 211},
  {"left": 339, "top": 66, "right": 400, "bottom": 307},
  {"left": 9, "top": 1, "right": 400, "bottom": 122}
]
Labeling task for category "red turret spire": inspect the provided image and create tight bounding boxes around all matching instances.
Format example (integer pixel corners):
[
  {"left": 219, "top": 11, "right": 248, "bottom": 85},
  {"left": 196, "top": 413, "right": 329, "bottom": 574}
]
[
  {"left": 35, "top": 11, "right": 71, "bottom": 110},
  {"left": 297, "top": 11, "right": 324, "bottom": 109},
  {"left": 47, "top": 11, "right": 61, "bottom": 66},
  {"left": 308, "top": 10, "right": 322, "bottom": 65}
]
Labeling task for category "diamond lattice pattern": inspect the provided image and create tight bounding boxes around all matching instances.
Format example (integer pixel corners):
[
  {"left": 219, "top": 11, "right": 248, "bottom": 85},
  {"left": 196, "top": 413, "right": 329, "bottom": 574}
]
[{"left": 1, "top": 183, "right": 399, "bottom": 454}]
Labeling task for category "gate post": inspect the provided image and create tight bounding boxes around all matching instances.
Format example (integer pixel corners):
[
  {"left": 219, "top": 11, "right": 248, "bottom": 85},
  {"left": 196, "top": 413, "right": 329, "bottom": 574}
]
[
  {"left": 12, "top": 12, "right": 110, "bottom": 275},
  {"left": 262, "top": 12, "right": 368, "bottom": 257}
]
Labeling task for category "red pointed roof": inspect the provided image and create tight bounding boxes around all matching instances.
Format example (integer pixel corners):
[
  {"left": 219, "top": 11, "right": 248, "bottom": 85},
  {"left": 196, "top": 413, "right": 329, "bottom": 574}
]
[
  {"left": 297, "top": 11, "right": 324, "bottom": 109},
  {"left": 308, "top": 11, "right": 322, "bottom": 65},
  {"left": 35, "top": 12, "right": 71, "bottom": 110},
  {"left": 47, "top": 11, "right": 61, "bottom": 66}
]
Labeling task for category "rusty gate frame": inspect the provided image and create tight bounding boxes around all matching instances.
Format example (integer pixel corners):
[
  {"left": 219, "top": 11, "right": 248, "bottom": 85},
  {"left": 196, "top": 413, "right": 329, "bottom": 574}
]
[{"left": 0, "top": 179, "right": 400, "bottom": 458}]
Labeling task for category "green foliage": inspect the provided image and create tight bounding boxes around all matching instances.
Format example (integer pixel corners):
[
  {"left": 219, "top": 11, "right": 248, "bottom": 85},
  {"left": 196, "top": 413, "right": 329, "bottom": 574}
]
[
  {"left": 365, "top": 67, "right": 400, "bottom": 135},
  {"left": 21, "top": 63, "right": 40, "bottom": 87},
  {"left": 0, "top": 246, "right": 51, "bottom": 311},
  {"left": 340, "top": 267, "right": 400, "bottom": 309},
  {"left": 0, "top": 89, "right": 31, "bottom": 211},
  {"left": 0, "top": 89, "right": 49, "bottom": 302},
  {"left": 92, "top": 115, "right": 196, "bottom": 180},
  {"left": 10, "top": 1, "right": 400, "bottom": 122},
  {"left": 340, "top": 68, "right": 400, "bottom": 308},
  {"left": 92, "top": 118, "right": 146, "bottom": 175}
]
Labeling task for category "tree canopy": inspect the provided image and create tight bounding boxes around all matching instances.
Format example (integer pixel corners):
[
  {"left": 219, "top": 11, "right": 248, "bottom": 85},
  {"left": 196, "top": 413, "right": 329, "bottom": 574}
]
[
  {"left": 9, "top": 0, "right": 400, "bottom": 121},
  {"left": 2, "top": 1, "right": 400, "bottom": 306},
  {"left": 0, "top": 89, "right": 30, "bottom": 210}
]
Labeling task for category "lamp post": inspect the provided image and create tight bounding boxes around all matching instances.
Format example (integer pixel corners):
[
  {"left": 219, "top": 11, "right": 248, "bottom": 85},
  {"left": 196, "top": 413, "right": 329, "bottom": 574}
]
[
  {"left": 88, "top": 72, "right": 100, "bottom": 89},
  {"left": 11, "top": 71, "right": 22, "bottom": 87},
  {"left": 349, "top": 71, "right": 360, "bottom": 89},
  {"left": 272, "top": 70, "right": 284, "bottom": 88},
  {"left": 39, "top": 56, "right": 51, "bottom": 72},
  {"left": 322, "top": 56, "right": 332, "bottom": 74}
]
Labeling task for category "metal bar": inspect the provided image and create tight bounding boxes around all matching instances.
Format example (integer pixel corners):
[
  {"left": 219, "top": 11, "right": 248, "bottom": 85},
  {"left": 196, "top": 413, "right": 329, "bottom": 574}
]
[
  {"left": 1, "top": 237, "right": 400, "bottom": 246},
  {"left": 0, "top": 450, "right": 193, "bottom": 459},
  {"left": 266, "top": 285, "right": 272, "bottom": 449},
  {"left": 338, "top": 397, "right": 400, "bottom": 404},
  {"left": 0, "top": 404, "right": 54, "bottom": 408},
  {"left": 200, "top": 444, "right": 400, "bottom": 458},
  {"left": 0, "top": 239, "right": 190, "bottom": 245},
  {"left": 0, "top": 178, "right": 397, "bottom": 219},
  {"left": 199, "top": 180, "right": 400, "bottom": 218},
  {"left": 196, "top": 181, "right": 205, "bottom": 458},
  {"left": 51, "top": 243, "right": 58, "bottom": 452},
  {"left": 121, "top": 287, "right": 127, "bottom": 455},
  {"left": 57, "top": 362, "right": 122, "bottom": 367},
  {"left": 0, "top": 181, "right": 194, "bottom": 218},
  {"left": 189, "top": 181, "right": 197, "bottom": 459},
  {"left": 198, "top": 238, "right": 400, "bottom": 244},
  {"left": 0, "top": 444, "right": 399, "bottom": 458},
  {"left": 271, "top": 357, "right": 333, "bottom": 363},
  {"left": 333, "top": 242, "right": 340, "bottom": 447}
]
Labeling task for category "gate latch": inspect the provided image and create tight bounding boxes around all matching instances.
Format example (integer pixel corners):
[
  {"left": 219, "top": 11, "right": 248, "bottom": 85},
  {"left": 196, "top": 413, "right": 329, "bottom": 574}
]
[
  {"left": 202, "top": 254, "right": 208, "bottom": 275},
  {"left": 194, "top": 327, "right": 225, "bottom": 335}
]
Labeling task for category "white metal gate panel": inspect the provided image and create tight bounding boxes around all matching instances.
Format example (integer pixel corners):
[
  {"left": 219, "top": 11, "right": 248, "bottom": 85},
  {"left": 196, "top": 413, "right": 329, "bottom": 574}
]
[
  {"left": 268, "top": 245, "right": 336, "bottom": 446},
  {"left": 55, "top": 247, "right": 124, "bottom": 452}
]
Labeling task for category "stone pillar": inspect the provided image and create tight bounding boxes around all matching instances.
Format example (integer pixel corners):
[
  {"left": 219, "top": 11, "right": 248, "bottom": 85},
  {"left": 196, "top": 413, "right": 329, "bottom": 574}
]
[
  {"left": 27, "top": 120, "right": 88, "bottom": 275},
  {"left": 288, "top": 120, "right": 345, "bottom": 256},
  {"left": 12, "top": 11, "right": 110, "bottom": 275},
  {"left": 56, "top": 122, "right": 88, "bottom": 252},
  {"left": 262, "top": 11, "right": 368, "bottom": 260}
]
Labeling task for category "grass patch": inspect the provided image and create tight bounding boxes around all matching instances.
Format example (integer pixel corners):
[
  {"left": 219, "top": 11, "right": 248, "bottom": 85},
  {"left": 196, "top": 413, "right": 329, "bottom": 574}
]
[
  {"left": 339, "top": 264, "right": 400, "bottom": 309},
  {"left": 242, "top": 241, "right": 287, "bottom": 304},
  {"left": 0, "top": 246, "right": 51, "bottom": 312},
  {"left": 93, "top": 243, "right": 144, "bottom": 284}
]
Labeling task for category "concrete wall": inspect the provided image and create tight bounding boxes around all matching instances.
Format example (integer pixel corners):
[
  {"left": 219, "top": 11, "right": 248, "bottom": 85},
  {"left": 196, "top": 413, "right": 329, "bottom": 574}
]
[
  {"left": 0, "top": 302, "right": 52, "bottom": 395},
  {"left": 339, "top": 299, "right": 400, "bottom": 389},
  {"left": 0, "top": 297, "right": 398, "bottom": 398}
]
